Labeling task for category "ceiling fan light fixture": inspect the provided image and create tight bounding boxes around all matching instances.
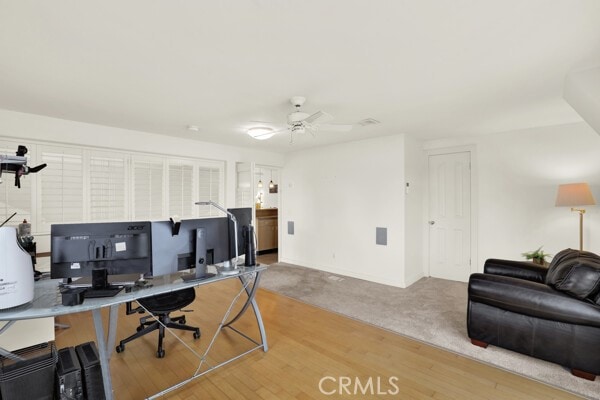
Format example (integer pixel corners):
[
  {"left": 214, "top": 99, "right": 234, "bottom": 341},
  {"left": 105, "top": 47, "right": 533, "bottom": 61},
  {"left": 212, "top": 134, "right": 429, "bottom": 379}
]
[
  {"left": 247, "top": 127, "right": 274, "bottom": 140},
  {"left": 291, "top": 125, "right": 305, "bottom": 135}
]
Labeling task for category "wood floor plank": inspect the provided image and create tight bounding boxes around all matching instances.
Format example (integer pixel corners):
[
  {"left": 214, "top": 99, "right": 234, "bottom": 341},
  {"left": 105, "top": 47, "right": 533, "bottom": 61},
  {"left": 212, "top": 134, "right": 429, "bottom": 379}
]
[{"left": 54, "top": 278, "right": 583, "bottom": 399}]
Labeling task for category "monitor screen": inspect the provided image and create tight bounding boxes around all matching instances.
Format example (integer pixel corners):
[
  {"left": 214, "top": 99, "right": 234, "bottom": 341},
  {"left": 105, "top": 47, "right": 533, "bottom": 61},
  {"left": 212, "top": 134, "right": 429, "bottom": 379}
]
[
  {"left": 150, "top": 217, "right": 231, "bottom": 277},
  {"left": 228, "top": 207, "right": 253, "bottom": 257},
  {"left": 51, "top": 221, "right": 153, "bottom": 280}
]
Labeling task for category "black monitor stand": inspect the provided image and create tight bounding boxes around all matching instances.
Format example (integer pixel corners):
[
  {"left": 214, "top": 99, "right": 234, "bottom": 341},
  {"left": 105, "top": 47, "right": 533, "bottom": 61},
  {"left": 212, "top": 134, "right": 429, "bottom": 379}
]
[{"left": 182, "top": 228, "right": 216, "bottom": 282}]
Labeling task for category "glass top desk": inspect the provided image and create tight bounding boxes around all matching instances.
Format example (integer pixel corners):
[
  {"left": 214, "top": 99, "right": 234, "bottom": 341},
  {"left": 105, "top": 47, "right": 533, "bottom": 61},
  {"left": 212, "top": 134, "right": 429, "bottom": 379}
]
[{"left": 0, "top": 265, "right": 268, "bottom": 400}]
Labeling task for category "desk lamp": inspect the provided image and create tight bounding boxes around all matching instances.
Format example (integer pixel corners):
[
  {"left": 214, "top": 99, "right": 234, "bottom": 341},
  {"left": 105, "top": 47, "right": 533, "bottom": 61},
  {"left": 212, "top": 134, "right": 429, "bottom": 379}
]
[
  {"left": 195, "top": 200, "right": 239, "bottom": 273},
  {"left": 555, "top": 183, "right": 596, "bottom": 251}
]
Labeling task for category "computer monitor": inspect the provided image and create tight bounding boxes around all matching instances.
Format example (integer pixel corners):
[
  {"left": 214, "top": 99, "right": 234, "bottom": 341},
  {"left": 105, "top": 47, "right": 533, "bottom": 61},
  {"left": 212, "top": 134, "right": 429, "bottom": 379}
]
[
  {"left": 51, "top": 221, "right": 153, "bottom": 280},
  {"left": 150, "top": 217, "right": 231, "bottom": 278}
]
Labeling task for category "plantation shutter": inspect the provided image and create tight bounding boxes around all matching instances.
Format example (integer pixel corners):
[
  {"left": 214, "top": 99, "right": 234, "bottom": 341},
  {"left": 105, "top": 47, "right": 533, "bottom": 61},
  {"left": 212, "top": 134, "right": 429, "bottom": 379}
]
[
  {"left": 197, "top": 165, "right": 223, "bottom": 217},
  {"left": 39, "top": 145, "right": 84, "bottom": 230},
  {"left": 168, "top": 162, "right": 194, "bottom": 219},
  {"left": 89, "top": 152, "right": 127, "bottom": 221},
  {"left": 133, "top": 158, "right": 164, "bottom": 220}
]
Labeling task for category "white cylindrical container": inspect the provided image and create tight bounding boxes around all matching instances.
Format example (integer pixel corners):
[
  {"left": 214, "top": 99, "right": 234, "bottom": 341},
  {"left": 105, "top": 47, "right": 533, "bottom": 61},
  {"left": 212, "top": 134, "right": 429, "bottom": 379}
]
[{"left": 0, "top": 226, "right": 34, "bottom": 309}]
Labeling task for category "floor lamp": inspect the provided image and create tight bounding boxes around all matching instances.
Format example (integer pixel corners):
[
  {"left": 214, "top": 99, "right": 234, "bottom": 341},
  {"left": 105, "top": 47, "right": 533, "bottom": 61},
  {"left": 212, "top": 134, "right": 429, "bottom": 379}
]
[{"left": 555, "top": 183, "right": 596, "bottom": 251}]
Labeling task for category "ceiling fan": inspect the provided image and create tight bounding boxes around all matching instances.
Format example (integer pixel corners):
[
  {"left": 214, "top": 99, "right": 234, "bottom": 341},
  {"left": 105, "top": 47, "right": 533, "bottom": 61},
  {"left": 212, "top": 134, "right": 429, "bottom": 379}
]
[{"left": 248, "top": 96, "right": 353, "bottom": 142}]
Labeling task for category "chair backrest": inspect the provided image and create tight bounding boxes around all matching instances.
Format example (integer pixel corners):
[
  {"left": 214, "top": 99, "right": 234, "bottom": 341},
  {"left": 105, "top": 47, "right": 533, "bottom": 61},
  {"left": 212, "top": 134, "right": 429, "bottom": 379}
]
[
  {"left": 545, "top": 248, "right": 600, "bottom": 304},
  {"left": 138, "top": 287, "right": 196, "bottom": 314}
]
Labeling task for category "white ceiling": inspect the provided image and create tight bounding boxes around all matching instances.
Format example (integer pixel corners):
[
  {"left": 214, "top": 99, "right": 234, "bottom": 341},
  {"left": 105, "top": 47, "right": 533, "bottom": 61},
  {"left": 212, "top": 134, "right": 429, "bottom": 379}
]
[{"left": 1, "top": 1, "right": 599, "bottom": 153}]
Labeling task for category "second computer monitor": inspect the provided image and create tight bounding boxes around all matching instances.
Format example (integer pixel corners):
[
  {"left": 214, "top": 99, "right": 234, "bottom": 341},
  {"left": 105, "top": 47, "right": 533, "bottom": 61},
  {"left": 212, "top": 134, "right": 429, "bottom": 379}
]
[{"left": 150, "top": 217, "right": 231, "bottom": 277}]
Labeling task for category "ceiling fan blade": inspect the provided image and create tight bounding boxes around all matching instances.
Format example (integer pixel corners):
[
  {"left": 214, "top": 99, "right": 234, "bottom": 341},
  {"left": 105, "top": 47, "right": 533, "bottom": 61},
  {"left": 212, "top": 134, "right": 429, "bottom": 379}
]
[
  {"left": 303, "top": 110, "right": 333, "bottom": 124},
  {"left": 318, "top": 123, "right": 353, "bottom": 132}
]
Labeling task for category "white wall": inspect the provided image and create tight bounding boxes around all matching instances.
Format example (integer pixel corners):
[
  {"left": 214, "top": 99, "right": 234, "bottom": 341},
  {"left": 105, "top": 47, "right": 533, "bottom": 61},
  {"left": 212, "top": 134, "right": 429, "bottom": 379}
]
[
  {"left": 0, "top": 109, "right": 285, "bottom": 251},
  {"left": 424, "top": 122, "right": 600, "bottom": 268},
  {"left": 280, "top": 134, "right": 410, "bottom": 287},
  {"left": 404, "top": 134, "right": 426, "bottom": 286}
]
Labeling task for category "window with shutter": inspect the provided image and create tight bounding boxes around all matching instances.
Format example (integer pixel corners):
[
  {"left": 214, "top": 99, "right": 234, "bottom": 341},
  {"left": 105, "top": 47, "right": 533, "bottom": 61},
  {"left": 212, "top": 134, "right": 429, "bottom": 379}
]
[
  {"left": 89, "top": 152, "right": 127, "bottom": 221},
  {"left": 0, "top": 137, "right": 228, "bottom": 233},
  {"left": 235, "top": 163, "right": 253, "bottom": 208},
  {"left": 133, "top": 158, "right": 164, "bottom": 220},
  {"left": 168, "top": 162, "right": 194, "bottom": 219},
  {"left": 198, "top": 164, "right": 224, "bottom": 217},
  {"left": 39, "top": 145, "right": 84, "bottom": 230}
]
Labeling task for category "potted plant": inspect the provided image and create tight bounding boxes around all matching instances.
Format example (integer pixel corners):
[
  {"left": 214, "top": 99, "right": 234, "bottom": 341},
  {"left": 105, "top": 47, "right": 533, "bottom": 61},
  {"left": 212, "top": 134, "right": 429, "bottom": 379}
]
[{"left": 521, "top": 246, "right": 551, "bottom": 266}]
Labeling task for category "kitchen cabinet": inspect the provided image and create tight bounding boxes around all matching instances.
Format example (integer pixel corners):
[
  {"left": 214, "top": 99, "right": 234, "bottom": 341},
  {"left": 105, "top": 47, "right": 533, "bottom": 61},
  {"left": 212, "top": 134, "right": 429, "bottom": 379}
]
[{"left": 256, "top": 208, "right": 278, "bottom": 252}]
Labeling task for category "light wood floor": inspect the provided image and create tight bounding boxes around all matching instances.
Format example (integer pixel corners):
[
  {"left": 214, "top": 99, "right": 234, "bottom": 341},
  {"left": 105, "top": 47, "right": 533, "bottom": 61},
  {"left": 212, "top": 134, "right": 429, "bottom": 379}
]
[{"left": 55, "top": 278, "right": 582, "bottom": 399}]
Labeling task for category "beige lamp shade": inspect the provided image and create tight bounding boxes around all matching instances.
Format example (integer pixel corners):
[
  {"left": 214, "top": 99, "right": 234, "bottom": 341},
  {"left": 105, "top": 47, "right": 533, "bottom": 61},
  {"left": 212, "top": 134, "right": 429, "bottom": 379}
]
[{"left": 555, "top": 183, "right": 596, "bottom": 207}]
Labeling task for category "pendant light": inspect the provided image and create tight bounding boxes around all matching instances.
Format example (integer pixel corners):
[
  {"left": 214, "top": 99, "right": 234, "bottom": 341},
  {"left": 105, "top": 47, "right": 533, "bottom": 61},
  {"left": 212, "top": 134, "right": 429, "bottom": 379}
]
[
  {"left": 257, "top": 168, "right": 263, "bottom": 188},
  {"left": 269, "top": 169, "right": 275, "bottom": 189}
]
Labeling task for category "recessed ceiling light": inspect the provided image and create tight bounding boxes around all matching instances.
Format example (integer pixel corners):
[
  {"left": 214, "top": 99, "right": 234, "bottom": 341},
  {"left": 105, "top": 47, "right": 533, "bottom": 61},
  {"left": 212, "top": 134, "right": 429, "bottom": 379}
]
[
  {"left": 187, "top": 125, "right": 200, "bottom": 132},
  {"left": 247, "top": 127, "right": 274, "bottom": 140},
  {"left": 357, "top": 118, "right": 381, "bottom": 126}
]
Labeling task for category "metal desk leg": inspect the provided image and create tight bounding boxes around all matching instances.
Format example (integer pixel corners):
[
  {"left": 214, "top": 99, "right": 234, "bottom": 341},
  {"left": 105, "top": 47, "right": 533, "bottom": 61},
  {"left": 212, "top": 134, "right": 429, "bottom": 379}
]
[
  {"left": 249, "top": 296, "right": 268, "bottom": 351},
  {"left": 92, "top": 305, "right": 119, "bottom": 400},
  {"left": 223, "top": 271, "right": 268, "bottom": 351}
]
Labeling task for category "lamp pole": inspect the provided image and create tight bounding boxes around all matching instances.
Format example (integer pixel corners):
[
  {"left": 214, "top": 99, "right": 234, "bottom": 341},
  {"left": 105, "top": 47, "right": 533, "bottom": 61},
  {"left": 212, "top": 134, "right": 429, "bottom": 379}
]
[{"left": 572, "top": 208, "right": 585, "bottom": 251}]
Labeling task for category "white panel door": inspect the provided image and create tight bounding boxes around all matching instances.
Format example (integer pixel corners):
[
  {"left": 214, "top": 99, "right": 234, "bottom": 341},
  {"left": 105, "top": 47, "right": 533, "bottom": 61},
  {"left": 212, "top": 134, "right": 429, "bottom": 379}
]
[{"left": 428, "top": 152, "right": 471, "bottom": 282}]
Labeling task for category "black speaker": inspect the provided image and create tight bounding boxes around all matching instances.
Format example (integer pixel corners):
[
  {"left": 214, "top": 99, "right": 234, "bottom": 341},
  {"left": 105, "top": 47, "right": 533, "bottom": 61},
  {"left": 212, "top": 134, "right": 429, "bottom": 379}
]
[
  {"left": 56, "top": 347, "right": 83, "bottom": 400},
  {"left": 75, "top": 342, "right": 106, "bottom": 400},
  {"left": 91, "top": 269, "right": 108, "bottom": 289},
  {"left": 244, "top": 225, "right": 257, "bottom": 266}
]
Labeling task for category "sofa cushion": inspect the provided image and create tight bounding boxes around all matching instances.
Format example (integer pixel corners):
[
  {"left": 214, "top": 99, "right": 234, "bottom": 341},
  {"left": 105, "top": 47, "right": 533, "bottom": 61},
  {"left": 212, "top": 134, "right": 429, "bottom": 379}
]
[{"left": 545, "top": 248, "right": 600, "bottom": 301}]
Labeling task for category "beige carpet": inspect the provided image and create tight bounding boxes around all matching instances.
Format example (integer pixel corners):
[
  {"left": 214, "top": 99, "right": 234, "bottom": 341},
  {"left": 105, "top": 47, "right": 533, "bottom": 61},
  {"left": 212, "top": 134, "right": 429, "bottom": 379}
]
[{"left": 260, "top": 262, "right": 598, "bottom": 400}]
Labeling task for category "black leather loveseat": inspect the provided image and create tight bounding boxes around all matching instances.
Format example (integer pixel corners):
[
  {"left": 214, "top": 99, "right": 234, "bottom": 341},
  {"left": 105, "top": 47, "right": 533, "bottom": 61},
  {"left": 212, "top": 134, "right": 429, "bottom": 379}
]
[{"left": 467, "top": 248, "right": 600, "bottom": 380}]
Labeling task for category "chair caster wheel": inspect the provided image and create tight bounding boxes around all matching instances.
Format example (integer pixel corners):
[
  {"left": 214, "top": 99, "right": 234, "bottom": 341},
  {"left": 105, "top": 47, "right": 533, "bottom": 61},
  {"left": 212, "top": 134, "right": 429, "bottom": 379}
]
[
  {"left": 193, "top": 331, "right": 200, "bottom": 339},
  {"left": 136, "top": 326, "right": 143, "bottom": 332},
  {"left": 157, "top": 349, "right": 165, "bottom": 358},
  {"left": 116, "top": 344, "right": 124, "bottom": 353}
]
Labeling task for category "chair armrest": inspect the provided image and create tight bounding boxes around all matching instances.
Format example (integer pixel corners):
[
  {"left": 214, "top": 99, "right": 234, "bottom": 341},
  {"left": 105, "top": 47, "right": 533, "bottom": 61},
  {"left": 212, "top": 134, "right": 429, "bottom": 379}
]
[
  {"left": 484, "top": 259, "right": 547, "bottom": 283},
  {"left": 468, "top": 273, "right": 600, "bottom": 328}
]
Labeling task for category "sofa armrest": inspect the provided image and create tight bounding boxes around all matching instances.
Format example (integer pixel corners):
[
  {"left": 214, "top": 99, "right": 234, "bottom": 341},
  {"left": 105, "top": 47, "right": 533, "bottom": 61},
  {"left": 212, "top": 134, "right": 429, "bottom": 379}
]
[
  {"left": 468, "top": 273, "right": 600, "bottom": 327},
  {"left": 484, "top": 259, "right": 547, "bottom": 283}
]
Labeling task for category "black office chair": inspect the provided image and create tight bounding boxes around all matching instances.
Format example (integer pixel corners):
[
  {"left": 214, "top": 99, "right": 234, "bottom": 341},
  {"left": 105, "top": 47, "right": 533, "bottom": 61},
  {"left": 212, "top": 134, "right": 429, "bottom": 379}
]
[{"left": 115, "top": 288, "right": 200, "bottom": 358}]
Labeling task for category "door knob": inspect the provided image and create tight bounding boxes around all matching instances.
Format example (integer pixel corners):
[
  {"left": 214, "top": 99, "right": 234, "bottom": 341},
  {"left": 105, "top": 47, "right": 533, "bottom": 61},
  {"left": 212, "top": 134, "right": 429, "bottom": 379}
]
[{"left": 428, "top": 221, "right": 435, "bottom": 225}]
